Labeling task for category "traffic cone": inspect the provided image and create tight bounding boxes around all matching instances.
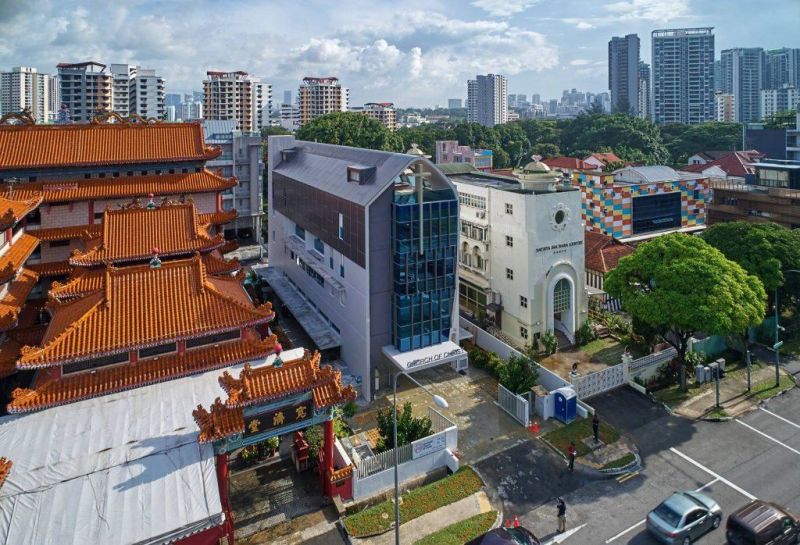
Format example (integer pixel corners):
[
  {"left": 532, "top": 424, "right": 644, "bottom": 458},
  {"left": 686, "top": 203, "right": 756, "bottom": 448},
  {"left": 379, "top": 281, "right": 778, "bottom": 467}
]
[
  {"left": 514, "top": 515, "right": 520, "bottom": 528},
  {"left": 529, "top": 420, "right": 540, "bottom": 435},
  {"left": 505, "top": 520, "right": 511, "bottom": 528}
]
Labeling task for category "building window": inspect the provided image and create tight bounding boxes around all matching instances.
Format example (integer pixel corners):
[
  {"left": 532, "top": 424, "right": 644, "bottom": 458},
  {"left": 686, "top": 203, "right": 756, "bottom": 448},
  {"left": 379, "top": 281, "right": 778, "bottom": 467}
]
[
  {"left": 520, "top": 296, "right": 528, "bottom": 308},
  {"left": 505, "top": 203, "right": 513, "bottom": 215},
  {"left": 458, "top": 192, "right": 487, "bottom": 210},
  {"left": 505, "top": 235, "right": 513, "bottom": 247},
  {"left": 506, "top": 268, "right": 514, "bottom": 280},
  {"left": 186, "top": 330, "right": 240, "bottom": 348},
  {"left": 63, "top": 351, "right": 129, "bottom": 375},
  {"left": 49, "top": 240, "right": 70, "bottom": 248},
  {"left": 314, "top": 237, "right": 324, "bottom": 254},
  {"left": 339, "top": 254, "right": 345, "bottom": 278},
  {"left": 347, "top": 168, "right": 360, "bottom": 182},
  {"left": 553, "top": 278, "right": 571, "bottom": 313},
  {"left": 139, "top": 342, "right": 177, "bottom": 359},
  {"left": 295, "top": 224, "right": 305, "bottom": 240},
  {"left": 338, "top": 212, "right": 344, "bottom": 240},
  {"left": 520, "top": 326, "right": 529, "bottom": 340},
  {"left": 329, "top": 256, "right": 334, "bottom": 269}
]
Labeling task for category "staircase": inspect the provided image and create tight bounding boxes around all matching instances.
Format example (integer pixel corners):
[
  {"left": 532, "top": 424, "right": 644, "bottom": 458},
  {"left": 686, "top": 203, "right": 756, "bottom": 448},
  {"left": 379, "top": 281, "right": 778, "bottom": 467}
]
[{"left": 555, "top": 330, "right": 574, "bottom": 350}]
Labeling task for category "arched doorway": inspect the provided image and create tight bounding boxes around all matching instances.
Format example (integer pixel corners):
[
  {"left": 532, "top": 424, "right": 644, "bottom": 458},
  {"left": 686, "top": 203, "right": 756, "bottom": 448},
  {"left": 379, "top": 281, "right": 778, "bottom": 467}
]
[{"left": 550, "top": 276, "right": 575, "bottom": 342}]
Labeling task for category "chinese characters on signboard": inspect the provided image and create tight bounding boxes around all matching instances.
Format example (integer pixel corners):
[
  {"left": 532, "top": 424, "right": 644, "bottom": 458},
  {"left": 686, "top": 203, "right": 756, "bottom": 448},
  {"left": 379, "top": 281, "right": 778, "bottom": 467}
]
[{"left": 244, "top": 399, "right": 313, "bottom": 437}]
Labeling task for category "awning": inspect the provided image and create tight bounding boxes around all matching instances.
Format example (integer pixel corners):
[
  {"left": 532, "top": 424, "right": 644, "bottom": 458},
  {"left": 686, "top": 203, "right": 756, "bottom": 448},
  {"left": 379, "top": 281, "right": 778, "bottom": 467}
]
[
  {"left": 259, "top": 266, "right": 342, "bottom": 351},
  {"left": 458, "top": 327, "right": 474, "bottom": 341},
  {"left": 382, "top": 341, "right": 468, "bottom": 373}
]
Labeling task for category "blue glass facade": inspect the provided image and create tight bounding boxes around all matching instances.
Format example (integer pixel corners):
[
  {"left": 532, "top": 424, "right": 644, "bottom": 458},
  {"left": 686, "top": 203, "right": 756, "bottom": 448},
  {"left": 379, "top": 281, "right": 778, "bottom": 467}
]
[{"left": 392, "top": 190, "right": 459, "bottom": 352}]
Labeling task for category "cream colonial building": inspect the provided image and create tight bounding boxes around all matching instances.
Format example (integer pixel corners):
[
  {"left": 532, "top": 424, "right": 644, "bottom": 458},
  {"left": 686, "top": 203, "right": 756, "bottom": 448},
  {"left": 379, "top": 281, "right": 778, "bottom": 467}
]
[{"left": 442, "top": 159, "right": 588, "bottom": 347}]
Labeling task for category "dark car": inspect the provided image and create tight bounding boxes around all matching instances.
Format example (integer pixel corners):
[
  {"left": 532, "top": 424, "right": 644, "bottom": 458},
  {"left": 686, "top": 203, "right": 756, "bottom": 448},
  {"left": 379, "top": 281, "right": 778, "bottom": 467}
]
[
  {"left": 726, "top": 500, "right": 800, "bottom": 545},
  {"left": 465, "top": 526, "right": 541, "bottom": 545}
]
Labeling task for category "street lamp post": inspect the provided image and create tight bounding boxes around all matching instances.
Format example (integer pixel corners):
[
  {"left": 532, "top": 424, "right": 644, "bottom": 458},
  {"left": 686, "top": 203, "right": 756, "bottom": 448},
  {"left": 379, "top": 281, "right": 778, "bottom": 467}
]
[
  {"left": 774, "top": 270, "right": 800, "bottom": 388},
  {"left": 392, "top": 371, "right": 449, "bottom": 545}
]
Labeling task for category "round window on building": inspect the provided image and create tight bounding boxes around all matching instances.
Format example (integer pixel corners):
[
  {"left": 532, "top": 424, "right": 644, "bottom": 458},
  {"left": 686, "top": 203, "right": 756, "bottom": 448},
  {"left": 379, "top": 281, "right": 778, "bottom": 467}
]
[{"left": 554, "top": 210, "right": 566, "bottom": 224}]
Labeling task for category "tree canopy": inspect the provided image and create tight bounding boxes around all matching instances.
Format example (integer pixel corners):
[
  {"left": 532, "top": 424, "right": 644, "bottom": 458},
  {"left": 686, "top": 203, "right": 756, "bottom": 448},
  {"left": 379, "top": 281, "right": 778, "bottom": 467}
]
[
  {"left": 703, "top": 222, "right": 800, "bottom": 307},
  {"left": 658, "top": 122, "right": 742, "bottom": 165},
  {"left": 605, "top": 234, "right": 766, "bottom": 390},
  {"left": 296, "top": 112, "right": 403, "bottom": 152},
  {"left": 375, "top": 401, "right": 433, "bottom": 452}
]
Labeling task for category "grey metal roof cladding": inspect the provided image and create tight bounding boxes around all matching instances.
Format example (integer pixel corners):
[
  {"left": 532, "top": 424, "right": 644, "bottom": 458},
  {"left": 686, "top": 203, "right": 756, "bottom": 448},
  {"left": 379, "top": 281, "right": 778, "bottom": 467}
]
[
  {"left": 272, "top": 141, "right": 419, "bottom": 206},
  {"left": 200, "top": 119, "right": 237, "bottom": 143},
  {"left": 614, "top": 165, "right": 689, "bottom": 184}
]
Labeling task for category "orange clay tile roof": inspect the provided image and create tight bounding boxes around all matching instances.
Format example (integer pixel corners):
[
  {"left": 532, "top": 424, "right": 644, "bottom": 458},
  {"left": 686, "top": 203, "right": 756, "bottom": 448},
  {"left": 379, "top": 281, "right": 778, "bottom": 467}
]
[
  {"left": 27, "top": 260, "right": 72, "bottom": 278},
  {"left": 193, "top": 352, "right": 357, "bottom": 443},
  {"left": 29, "top": 224, "right": 102, "bottom": 242},
  {"left": 7, "top": 333, "right": 279, "bottom": 413},
  {"left": 584, "top": 230, "right": 635, "bottom": 274},
  {"left": 18, "top": 254, "right": 274, "bottom": 368},
  {"left": 0, "top": 268, "right": 39, "bottom": 331},
  {"left": 199, "top": 209, "right": 238, "bottom": 226},
  {"left": 203, "top": 251, "right": 241, "bottom": 275},
  {"left": 330, "top": 465, "right": 353, "bottom": 482},
  {"left": 6, "top": 170, "right": 236, "bottom": 204},
  {"left": 0, "top": 336, "right": 22, "bottom": 378},
  {"left": 219, "top": 240, "right": 239, "bottom": 254},
  {"left": 0, "top": 457, "right": 11, "bottom": 491},
  {"left": 69, "top": 202, "right": 224, "bottom": 266},
  {"left": 49, "top": 268, "right": 103, "bottom": 300},
  {"left": 0, "top": 122, "right": 221, "bottom": 172},
  {"left": 0, "top": 234, "right": 39, "bottom": 284},
  {"left": 0, "top": 190, "right": 43, "bottom": 231}
]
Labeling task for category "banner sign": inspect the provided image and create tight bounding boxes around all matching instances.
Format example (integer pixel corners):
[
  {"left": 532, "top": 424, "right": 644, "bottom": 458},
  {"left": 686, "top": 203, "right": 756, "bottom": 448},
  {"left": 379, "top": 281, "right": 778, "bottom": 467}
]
[
  {"left": 412, "top": 432, "right": 447, "bottom": 459},
  {"left": 244, "top": 399, "right": 313, "bottom": 437}
]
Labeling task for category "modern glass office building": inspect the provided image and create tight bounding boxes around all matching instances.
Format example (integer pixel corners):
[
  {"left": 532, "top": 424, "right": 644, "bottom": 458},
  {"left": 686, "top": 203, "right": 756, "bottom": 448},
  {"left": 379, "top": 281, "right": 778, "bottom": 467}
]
[{"left": 267, "top": 137, "right": 466, "bottom": 400}]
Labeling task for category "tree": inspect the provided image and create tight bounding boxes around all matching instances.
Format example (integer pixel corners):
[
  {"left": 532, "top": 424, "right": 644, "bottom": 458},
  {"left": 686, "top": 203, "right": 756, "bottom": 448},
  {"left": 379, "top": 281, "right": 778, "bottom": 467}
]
[
  {"left": 531, "top": 143, "right": 560, "bottom": 158},
  {"left": 659, "top": 122, "right": 742, "bottom": 165},
  {"left": 558, "top": 112, "right": 670, "bottom": 164},
  {"left": 375, "top": 401, "right": 433, "bottom": 452},
  {"left": 494, "top": 123, "right": 531, "bottom": 167},
  {"left": 605, "top": 234, "right": 766, "bottom": 391},
  {"left": 296, "top": 112, "right": 403, "bottom": 151},
  {"left": 261, "top": 126, "right": 292, "bottom": 138},
  {"left": 499, "top": 353, "right": 539, "bottom": 394},
  {"left": 763, "top": 109, "right": 797, "bottom": 129}
]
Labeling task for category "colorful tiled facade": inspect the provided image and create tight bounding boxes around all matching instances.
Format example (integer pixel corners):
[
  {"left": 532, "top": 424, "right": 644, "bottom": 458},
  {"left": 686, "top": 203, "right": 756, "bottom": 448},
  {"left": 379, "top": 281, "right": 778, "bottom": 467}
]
[{"left": 572, "top": 171, "right": 709, "bottom": 240}]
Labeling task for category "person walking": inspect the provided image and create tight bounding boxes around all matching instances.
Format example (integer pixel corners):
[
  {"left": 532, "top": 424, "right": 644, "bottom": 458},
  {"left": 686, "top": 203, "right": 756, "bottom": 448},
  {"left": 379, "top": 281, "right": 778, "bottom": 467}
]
[
  {"left": 592, "top": 414, "right": 600, "bottom": 444},
  {"left": 567, "top": 442, "right": 576, "bottom": 471},
  {"left": 556, "top": 497, "right": 567, "bottom": 533}
]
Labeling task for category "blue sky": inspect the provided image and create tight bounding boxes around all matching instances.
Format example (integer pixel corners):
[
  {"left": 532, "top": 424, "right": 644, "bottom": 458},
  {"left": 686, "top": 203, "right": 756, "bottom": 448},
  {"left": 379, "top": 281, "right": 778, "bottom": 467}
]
[{"left": 0, "top": 0, "right": 798, "bottom": 107}]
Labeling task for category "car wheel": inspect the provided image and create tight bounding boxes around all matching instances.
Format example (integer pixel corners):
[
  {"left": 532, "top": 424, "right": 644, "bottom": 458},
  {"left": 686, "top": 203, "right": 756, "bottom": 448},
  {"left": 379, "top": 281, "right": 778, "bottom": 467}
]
[
  {"left": 712, "top": 516, "right": 721, "bottom": 529},
  {"left": 682, "top": 537, "right": 691, "bottom": 545}
]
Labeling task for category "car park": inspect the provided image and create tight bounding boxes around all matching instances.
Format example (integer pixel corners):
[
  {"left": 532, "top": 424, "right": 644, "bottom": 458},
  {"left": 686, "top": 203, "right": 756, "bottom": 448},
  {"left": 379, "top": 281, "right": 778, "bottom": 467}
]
[{"left": 646, "top": 491, "right": 722, "bottom": 544}]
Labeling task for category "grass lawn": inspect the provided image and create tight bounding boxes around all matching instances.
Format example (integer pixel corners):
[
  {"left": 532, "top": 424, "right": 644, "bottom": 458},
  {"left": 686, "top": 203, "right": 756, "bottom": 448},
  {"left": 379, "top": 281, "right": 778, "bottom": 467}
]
[
  {"left": 705, "top": 407, "right": 729, "bottom": 419},
  {"left": 783, "top": 337, "right": 800, "bottom": 357},
  {"left": 343, "top": 467, "right": 484, "bottom": 537},
  {"left": 414, "top": 511, "right": 497, "bottom": 545},
  {"left": 580, "top": 337, "right": 648, "bottom": 366},
  {"left": 542, "top": 417, "right": 620, "bottom": 457},
  {"left": 601, "top": 453, "right": 636, "bottom": 470},
  {"left": 751, "top": 374, "right": 795, "bottom": 400}
]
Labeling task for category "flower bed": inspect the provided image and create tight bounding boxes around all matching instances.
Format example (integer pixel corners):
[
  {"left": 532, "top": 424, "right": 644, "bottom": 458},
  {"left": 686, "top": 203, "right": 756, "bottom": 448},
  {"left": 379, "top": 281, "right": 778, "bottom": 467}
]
[
  {"left": 342, "top": 466, "right": 484, "bottom": 537},
  {"left": 414, "top": 511, "right": 497, "bottom": 545}
]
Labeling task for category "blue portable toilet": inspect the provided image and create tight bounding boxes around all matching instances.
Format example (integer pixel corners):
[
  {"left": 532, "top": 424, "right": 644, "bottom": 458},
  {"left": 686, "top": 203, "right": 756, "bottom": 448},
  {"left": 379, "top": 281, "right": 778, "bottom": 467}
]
[{"left": 553, "top": 387, "right": 577, "bottom": 424}]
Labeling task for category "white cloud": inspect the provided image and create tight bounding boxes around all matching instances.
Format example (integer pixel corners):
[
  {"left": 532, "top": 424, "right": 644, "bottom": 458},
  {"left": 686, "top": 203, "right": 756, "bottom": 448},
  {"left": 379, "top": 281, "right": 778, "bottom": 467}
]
[
  {"left": 575, "top": 21, "right": 594, "bottom": 30},
  {"left": 604, "top": 0, "right": 690, "bottom": 20},
  {"left": 569, "top": 59, "right": 592, "bottom": 66},
  {"left": 471, "top": 0, "right": 540, "bottom": 17}
]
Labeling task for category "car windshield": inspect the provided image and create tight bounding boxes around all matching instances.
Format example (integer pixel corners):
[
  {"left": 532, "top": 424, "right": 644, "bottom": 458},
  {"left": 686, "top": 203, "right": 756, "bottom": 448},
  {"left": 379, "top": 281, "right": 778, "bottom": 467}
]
[
  {"left": 654, "top": 503, "right": 683, "bottom": 528},
  {"left": 505, "top": 528, "right": 536, "bottom": 545}
]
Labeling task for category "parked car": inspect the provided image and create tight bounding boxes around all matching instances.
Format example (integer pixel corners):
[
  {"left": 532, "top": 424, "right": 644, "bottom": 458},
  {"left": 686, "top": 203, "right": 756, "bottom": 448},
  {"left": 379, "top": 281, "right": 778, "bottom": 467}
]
[
  {"left": 465, "top": 526, "right": 541, "bottom": 545},
  {"left": 646, "top": 491, "right": 722, "bottom": 544},
  {"left": 726, "top": 500, "right": 800, "bottom": 545}
]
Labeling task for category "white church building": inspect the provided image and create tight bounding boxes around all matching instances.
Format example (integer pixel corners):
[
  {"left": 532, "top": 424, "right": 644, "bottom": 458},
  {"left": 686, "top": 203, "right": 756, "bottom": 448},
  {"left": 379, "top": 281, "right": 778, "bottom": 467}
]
[{"left": 442, "top": 160, "right": 588, "bottom": 347}]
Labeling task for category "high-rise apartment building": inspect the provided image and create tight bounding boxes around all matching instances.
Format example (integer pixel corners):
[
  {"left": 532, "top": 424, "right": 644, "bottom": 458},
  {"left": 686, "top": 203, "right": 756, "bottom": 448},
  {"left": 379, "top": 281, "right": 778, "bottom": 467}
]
[
  {"left": 715, "top": 93, "right": 736, "bottom": 122},
  {"left": 110, "top": 63, "right": 136, "bottom": 116},
  {"left": 0, "top": 66, "right": 58, "bottom": 123},
  {"left": 466, "top": 73, "right": 508, "bottom": 127},
  {"left": 178, "top": 98, "right": 203, "bottom": 121},
  {"left": 608, "top": 34, "right": 640, "bottom": 114},
  {"left": 761, "top": 87, "right": 800, "bottom": 119},
  {"left": 638, "top": 61, "right": 651, "bottom": 119},
  {"left": 129, "top": 67, "right": 165, "bottom": 119},
  {"left": 651, "top": 28, "right": 715, "bottom": 124},
  {"left": 283, "top": 90, "right": 292, "bottom": 105},
  {"left": 297, "top": 77, "right": 347, "bottom": 126},
  {"left": 203, "top": 70, "right": 271, "bottom": 132},
  {"left": 57, "top": 61, "right": 113, "bottom": 123},
  {"left": 448, "top": 98, "right": 463, "bottom": 109},
  {"left": 363, "top": 102, "right": 397, "bottom": 131},
  {"left": 720, "top": 48, "right": 765, "bottom": 123},
  {"left": 765, "top": 48, "right": 800, "bottom": 89},
  {"left": 280, "top": 103, "right": 300, "bottom": 131}
]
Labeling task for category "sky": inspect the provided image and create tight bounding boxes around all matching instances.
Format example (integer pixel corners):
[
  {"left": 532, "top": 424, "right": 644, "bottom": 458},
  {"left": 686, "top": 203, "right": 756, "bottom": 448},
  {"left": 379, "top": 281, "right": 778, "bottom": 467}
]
[{"left": 0, "top": 0, "right": 798, "bottom": 108}]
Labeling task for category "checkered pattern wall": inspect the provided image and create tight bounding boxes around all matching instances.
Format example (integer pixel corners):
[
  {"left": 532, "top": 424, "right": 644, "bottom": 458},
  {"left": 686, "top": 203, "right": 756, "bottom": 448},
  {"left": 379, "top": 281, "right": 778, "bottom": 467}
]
[{"left": 573, "top": 173, "right": 708, "bottom": 239}]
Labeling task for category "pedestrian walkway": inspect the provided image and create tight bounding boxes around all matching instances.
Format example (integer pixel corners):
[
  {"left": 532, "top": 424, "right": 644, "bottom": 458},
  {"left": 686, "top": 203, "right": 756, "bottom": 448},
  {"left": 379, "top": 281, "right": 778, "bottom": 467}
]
[
  {"left": 672, "top": 365, "right": 795, "bottom": 420},
  {"left": 351, "top": 491, "right": 495, "bottom": 545}
]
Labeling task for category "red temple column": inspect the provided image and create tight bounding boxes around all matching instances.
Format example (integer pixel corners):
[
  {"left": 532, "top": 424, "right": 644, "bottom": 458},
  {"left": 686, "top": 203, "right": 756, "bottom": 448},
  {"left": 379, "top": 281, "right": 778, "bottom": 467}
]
[
  {"left": 323, "top": 418, "right": 334, "bottom": 497},
  {"left": 88, "top": 201, "right": 95, "bottom": 224},
  {"left": 216, "top": 192, "right": 223, "bottom": 212},
  {"left": 215, "top": 453, "right": 235, "bottom": 545}
]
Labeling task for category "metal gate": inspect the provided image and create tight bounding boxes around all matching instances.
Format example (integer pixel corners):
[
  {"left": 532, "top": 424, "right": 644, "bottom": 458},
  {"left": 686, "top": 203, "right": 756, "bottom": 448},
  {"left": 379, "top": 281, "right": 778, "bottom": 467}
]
[
  {"left": 498, "top": 384, "right": 530, "bottom": 427},
  {"left": 571, "top": 364, "right": 626, "bottom": 399}
]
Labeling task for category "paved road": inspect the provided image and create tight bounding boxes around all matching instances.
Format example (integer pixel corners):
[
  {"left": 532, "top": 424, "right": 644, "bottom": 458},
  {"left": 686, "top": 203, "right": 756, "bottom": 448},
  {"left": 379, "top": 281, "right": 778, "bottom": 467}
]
[{"left": 478, "top": 385, "right": 800, "bottom": 545}]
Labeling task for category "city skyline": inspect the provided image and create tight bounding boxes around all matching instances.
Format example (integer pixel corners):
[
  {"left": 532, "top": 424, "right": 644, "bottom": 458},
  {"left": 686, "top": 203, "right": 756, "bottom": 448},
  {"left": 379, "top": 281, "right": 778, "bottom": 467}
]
[{"left": 0, "top": 0, "right": 798, "bottom": 107}]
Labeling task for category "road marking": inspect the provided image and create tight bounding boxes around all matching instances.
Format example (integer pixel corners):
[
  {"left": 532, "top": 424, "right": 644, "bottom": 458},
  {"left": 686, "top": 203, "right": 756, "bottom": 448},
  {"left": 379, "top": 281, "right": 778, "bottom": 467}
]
[
  {"left": 736, "top": 419, "right": 800, "bottom": 456},
  {"left": 616, "top": 471, "right": 639, "bottom": 484},
  {"left": 545, "top": 523, "right": 586, "bottom": 545},
  {"left": 604, "top": 478, "right": 720, "bottom": 543},
  {"left": 760, "top": 407, "right": 800, "bottom": 431},
  {"left": 695, "top": 477, "right": 719, "bottom": 492},
  {"left": 605, "top": 520, "right": 645, "bottom": 543},
  {"left": 669, "top": 448, "right": 757, "bottom": 500}
]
